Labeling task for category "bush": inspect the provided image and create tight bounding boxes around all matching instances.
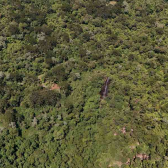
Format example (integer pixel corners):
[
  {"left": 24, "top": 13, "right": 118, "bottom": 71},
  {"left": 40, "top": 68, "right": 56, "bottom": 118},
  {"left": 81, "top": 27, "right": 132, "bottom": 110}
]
[
  {"left": 10, "top": 72, "right": 23, "bottom": 82},
  {"left": 7, "top": 22, "right": 20, "bottom": 36},
  {"left": 50, "top": 65, "right": 67, "bottom": 82},
  {"left": 61, "top": 2, "right": 71, "bottom": 12},
  {"left": 79, "top": 48, "right": 86, "bottom": 58},
  {"left": 82, "top": 32, "right": 90, "bottom": 42},
  {"left": 29, "top": 90, "right": 61, "bottom": 108},
  {"left": 3, "top": 109, "right": 15, "bottom": 124},
  {"left": 0, "top": 99, "right": 6, "bottom": 113}
]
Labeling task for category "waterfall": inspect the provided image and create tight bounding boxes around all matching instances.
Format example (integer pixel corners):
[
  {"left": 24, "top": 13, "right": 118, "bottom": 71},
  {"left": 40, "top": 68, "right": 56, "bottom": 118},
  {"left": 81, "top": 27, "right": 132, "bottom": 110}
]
[{"left": 100, "top": 77, "right": 110, "bottom": 99}]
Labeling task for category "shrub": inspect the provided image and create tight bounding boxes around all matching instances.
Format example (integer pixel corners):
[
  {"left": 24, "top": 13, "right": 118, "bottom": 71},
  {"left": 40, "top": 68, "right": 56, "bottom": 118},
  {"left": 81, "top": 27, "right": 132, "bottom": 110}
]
[
  {"left": 29, "top": 90, "right": 61, "bottom": 108},
  {"left": 3, "top": 109, "right": 16, "bottom": 124},
  {"left": 82, "top": 32, "right": 90, "bottom": 42}
]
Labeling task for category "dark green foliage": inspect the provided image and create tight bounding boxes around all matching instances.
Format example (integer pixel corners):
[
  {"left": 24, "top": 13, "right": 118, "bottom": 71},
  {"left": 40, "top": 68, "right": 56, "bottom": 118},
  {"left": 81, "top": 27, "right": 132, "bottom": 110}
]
[
  {"left": 61, "top": 2, "right": 72, "bottom": 12},
  {"left": 29, "top": 90, "right": 61, "bottom": 108},
  {"left": 79, "top": 48, "right": 87, "bottom": 58},
  {"left": 3, "top": 109, "right": 16, "bottom": 124},
  {"left": 7, "top": 23, "right": 20, "bottom": 36},
  {"left": 0, "top": 100, "right": 6, "bottom": 113},
  {"left": 45, "top": 64, "right": 67, "bottom": 82},
  {"left": 82, "top": 32, "right": 91, "bottom": 42},
  {"left": 25, "top": 34, "right": 37, "bottom": 45},
  {"left": 40, "top": 24, "right": 52, "bottom": 35},
  {"left": 60, "top": 81, "right": 71, "bottom": 96},
  {"left": 9, "top": 72, "right": 23, "bottom": 82},
  {"left": 61, "top": 32, "right": 70, "bottom": 43}
]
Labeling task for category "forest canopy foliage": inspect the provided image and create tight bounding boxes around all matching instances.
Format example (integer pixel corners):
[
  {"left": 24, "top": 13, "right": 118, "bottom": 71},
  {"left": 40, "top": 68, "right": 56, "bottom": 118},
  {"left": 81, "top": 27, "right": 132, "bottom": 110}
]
[{"left": 0, "top": 0, "right": 168, "bottom": 167}]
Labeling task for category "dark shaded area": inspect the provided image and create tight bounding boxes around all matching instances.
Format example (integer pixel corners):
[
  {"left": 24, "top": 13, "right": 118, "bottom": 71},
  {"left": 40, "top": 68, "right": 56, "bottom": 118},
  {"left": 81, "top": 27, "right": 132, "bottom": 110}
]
[{"left": 100, "top": 77, "right": 110, "bottom": 99}]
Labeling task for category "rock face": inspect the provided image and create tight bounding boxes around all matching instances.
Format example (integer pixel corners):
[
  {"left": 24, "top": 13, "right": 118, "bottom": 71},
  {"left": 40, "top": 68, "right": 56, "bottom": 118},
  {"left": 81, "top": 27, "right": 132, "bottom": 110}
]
[{"left": 100, "top": 77, "right": 110, "bottom": 99}]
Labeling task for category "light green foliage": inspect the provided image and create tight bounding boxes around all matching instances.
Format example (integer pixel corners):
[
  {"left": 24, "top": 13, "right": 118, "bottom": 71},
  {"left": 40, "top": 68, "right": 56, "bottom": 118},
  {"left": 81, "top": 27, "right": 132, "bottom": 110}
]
[{"left": 6, "top": 40, "right": 23, "bottom": 55}]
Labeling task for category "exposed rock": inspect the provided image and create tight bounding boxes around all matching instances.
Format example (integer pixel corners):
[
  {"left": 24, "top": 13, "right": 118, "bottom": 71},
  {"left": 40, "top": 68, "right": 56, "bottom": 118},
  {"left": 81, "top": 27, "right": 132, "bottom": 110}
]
[
  {"left": 9, "top": 122, "right": 16, "bottom": 128},
  {"left": 100, "top": 77, "right": 110, "bottom": 99},
  {"left": 32, "top": 117, "right": 38, "bottom": 127},
  {"left": 37, "top": 32, "right": 45, "bottom": 41},
  {"left": 155, "top": 21, "right": 165, "bottom": 28},
  {"left": 123, "top": 1, "right": 130, "bottom": 13},
  {"left": 135, "top": 154, "right": 149, "bottom": 160},
  {"left": 164, "top": 156, "right": 168, "bottom": 160},
  {"left": 51, "top": 57, "right": 57, "bottom": 64},
  {"left": 63, "top": 121, "right": 67, "bottom": 125},
  {"left": 57, "top": 115, "right": 62, "bottom": 120},
  {"left": 121, "top": 127, "right": 126, "bottom": 134},
  {"left": 75, "top": 73, "right": 81, "bottom": 79}
]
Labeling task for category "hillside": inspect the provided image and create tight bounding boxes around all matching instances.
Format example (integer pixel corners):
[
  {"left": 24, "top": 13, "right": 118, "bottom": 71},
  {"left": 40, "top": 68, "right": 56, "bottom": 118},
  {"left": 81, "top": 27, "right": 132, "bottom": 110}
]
[{"left": 0, "top": 0, "right": 168, "bottom": 167}]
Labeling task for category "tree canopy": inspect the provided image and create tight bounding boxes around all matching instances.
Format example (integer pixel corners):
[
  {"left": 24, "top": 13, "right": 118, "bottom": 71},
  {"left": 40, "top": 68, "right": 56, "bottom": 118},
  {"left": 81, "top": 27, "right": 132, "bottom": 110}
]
[{"left": 0, "top": 0, "right": 168, "bottom": 167}]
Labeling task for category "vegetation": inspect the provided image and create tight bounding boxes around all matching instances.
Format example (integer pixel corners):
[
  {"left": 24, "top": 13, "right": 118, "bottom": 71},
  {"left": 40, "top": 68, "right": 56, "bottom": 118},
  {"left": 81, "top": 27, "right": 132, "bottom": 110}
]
[{"left": 0, "top": 0, "right": 168, "bottom": 167}]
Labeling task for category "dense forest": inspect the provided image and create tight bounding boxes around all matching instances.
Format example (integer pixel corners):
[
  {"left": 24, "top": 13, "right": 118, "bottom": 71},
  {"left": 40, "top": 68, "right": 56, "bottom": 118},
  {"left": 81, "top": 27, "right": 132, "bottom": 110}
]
[{"left": 0, "top": 0, "right": 168, "bottom": 167}]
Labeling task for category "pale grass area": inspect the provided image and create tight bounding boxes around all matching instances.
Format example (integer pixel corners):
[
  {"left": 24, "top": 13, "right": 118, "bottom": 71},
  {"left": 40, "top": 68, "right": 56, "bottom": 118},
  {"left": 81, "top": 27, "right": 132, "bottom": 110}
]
[
  {"left": 108, "top": 153, "right": 149, "bottom": 168},
  {"left": 129, "top": 142, "right": 140, "bottom": 150},
  {"left": 109, "top": 161, "right": 122, "bottom": 168},
  {"left": 109, "top": 127, "right": 149, "bottom": 167}
]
